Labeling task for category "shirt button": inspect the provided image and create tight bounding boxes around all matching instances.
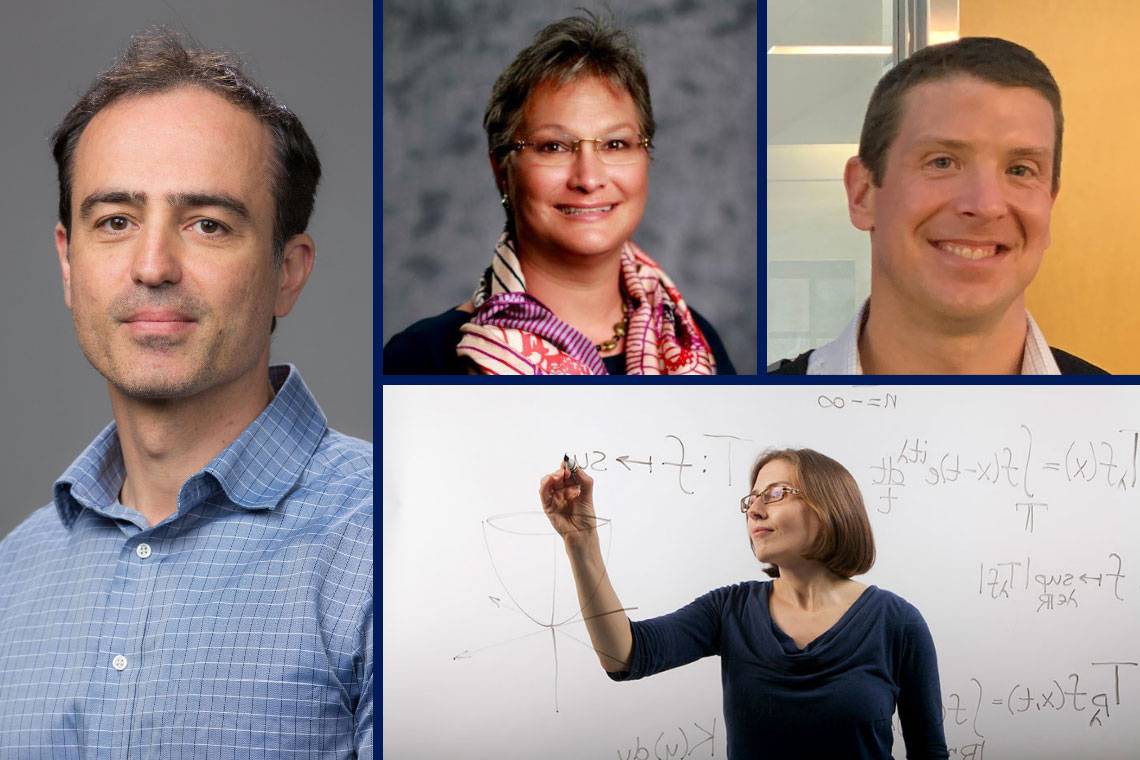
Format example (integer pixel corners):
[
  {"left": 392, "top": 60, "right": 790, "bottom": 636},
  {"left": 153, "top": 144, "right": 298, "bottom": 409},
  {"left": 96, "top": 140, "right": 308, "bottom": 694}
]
[
  {"left": 135, "top": 543, "right": 152, "bottom": 559},
  {"left": 112, "top": 655, "right": 128, "bottom": 671}
]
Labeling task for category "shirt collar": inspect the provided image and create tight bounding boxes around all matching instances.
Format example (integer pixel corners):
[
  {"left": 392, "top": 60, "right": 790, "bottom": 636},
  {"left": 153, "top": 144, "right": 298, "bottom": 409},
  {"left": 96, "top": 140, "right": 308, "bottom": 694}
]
[
  {"left": 53, "top": 365, "right": 328, "bottom": 527},
  {"left": 807, "top": 299, "right": 1061, "bottom": 375},
  {"left": 1020, "top": 312, "right": 1061, "bottom": 374},
  {"left": 807, "top": 301, "right": 868, "bottom": 375}
]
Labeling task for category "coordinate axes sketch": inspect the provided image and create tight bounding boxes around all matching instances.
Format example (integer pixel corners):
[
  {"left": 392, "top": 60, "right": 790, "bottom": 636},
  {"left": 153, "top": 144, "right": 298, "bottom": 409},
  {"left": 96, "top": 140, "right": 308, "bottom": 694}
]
[{"left": 452, "top": 510, "right": 624, "bottom": 713}]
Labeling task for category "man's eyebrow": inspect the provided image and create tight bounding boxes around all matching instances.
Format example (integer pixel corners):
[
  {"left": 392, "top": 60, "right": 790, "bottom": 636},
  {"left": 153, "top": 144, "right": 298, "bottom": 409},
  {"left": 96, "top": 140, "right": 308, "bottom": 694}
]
[
  {"left": 912, "top": 138, "right": 972, "bottom": 152},
  {"left": 913, "top": 138, "right": 1052, "bottom": 161},
  {"left": 78, "top": 190, "right": 147, "bottom": 220},
  {"left": 168, "top": 193, "right": 251, "bottom": 221},
  {"left": 77, "top": 190, "right": 252, "bottom": 223},
  {"left": 1007, "top": 146, "right": 1052, "bottom": 162}
]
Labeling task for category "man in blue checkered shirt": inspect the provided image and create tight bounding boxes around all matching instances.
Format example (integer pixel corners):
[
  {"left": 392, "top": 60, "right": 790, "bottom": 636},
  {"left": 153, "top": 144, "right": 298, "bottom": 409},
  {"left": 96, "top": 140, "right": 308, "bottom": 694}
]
[{"left": 0, "top": 29, "right": 372, "bottom": 759}]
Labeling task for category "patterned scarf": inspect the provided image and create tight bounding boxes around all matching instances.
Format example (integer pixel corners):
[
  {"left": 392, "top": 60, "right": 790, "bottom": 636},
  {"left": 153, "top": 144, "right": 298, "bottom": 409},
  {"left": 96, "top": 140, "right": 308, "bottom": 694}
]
[{"left": 456, "top": 234, "right": 716, "bottom": 375}]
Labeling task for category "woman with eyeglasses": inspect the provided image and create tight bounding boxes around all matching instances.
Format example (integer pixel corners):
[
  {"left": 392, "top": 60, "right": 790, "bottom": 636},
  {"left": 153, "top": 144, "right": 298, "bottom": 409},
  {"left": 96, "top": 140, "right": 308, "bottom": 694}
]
[
  {"left": 383, "top": 12, "right": 735, "bottom": 375},
  {"left": 540, "top": 448, "right": 949, "bottom": 759}
]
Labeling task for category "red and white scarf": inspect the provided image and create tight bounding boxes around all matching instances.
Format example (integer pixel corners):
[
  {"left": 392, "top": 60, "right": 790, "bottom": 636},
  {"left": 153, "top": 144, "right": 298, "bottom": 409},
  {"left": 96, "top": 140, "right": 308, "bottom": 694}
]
[{"left": 456, "top": 234, "right": 716, "bottom": 375}]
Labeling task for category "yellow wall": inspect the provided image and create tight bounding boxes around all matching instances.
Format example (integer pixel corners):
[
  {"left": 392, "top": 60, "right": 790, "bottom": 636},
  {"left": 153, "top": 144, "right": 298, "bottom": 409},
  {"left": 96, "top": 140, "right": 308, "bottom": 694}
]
[{"left": 962, "top": 0, "right": 1140, "bottom": 373}]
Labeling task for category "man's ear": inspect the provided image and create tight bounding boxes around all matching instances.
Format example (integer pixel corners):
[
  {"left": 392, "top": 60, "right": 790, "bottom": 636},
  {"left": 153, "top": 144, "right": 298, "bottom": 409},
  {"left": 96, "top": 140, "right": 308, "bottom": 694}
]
[
  {"left": 274, "top": 233, "right": 316, "bottom": 319},
  {"left": 844, "top": 156, "right": 876, "bottom": 232},
  {"left": 54, "top": 223, "right": 73, "bottom": 310}
]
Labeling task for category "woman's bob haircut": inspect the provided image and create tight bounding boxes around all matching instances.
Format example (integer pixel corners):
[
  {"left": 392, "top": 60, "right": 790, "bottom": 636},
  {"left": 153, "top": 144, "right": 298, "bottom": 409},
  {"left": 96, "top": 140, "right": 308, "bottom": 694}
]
[{"left": 749, "top": 448, "right": 875, "bottom": 579}]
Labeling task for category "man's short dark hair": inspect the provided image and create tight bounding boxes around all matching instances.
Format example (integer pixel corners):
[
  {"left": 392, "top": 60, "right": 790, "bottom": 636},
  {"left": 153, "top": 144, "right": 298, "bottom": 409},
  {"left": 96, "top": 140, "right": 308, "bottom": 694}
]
[
  {"left": 858, "top": 37, "right": 1063, "bottom": 194},
  {"left": 51, "top": 27, "right": 322, "bottom": 267}
]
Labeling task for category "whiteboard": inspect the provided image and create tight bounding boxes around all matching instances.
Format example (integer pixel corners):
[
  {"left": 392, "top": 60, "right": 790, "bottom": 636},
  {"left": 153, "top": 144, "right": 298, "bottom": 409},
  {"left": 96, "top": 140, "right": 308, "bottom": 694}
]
[{"left": 382, "top": 385, "right": 1139, "bottom": 759}]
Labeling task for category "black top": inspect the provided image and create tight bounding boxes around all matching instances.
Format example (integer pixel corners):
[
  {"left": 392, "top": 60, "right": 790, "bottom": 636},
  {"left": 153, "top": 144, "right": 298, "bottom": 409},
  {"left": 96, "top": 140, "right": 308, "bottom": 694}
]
[
  {"left": 767, "top": 347, "right": 1109, "bottom": 375},
  {"left": 609, "top": 583, "right": 949, "bottom": 759},
  {"left": 383, "top": 307, "right": 737, "bottom": 375}
]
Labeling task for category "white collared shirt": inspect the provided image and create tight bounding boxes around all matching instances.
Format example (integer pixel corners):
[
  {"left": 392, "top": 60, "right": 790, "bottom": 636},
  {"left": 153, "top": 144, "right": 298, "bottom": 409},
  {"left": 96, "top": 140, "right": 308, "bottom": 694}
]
[{"left": 805, "top": 299, "right": 1061, "bottom": 375}]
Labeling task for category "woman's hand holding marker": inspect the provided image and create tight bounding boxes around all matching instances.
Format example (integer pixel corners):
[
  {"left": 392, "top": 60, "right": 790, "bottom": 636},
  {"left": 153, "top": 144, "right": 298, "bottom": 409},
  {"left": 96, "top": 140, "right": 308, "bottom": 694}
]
[{"left": 540, "top": 455, "right": 599, "bottom": 546}]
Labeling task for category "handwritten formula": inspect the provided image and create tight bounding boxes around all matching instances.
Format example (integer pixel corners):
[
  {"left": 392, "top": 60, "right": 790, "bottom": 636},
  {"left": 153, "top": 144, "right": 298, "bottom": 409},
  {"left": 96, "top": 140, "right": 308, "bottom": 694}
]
[
  {"left": 941, "top": 660, "right": 1138, "bottom": 757},
  {"left": 567, "top": 433, "right": 752, "bottom": 495},
  {"left": 869, "top": 427, "right": 1139, "bottom": 526},
  {"left": 977, "top": 553, "right": 1126, "bottom": 612},
  {"left": 615, "top": 718, "right": 718, "bottom": 759}
]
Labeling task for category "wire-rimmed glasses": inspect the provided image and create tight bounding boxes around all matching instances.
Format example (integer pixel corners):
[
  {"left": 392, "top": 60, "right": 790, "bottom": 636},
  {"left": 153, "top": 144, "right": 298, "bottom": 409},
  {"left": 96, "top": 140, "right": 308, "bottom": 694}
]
[
  {"left": 506, "top": 133, "right": 652, "bottom": 166},
  {"left": 739, "top": 484, "right": 803, "bottom": 513}
]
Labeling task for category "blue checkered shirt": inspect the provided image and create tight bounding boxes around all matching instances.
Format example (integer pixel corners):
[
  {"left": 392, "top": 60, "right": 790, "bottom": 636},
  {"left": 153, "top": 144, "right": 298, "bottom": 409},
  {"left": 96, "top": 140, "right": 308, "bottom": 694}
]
[{"left": 0, "top": 365, "right": 373, "bottom": 759}]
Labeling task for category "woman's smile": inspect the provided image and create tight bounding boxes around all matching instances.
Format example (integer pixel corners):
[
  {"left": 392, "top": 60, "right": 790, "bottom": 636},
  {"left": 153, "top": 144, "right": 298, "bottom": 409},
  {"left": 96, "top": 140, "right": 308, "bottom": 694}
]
[{"left": 555, "top": 202, "right": 617, "bottom": 219}]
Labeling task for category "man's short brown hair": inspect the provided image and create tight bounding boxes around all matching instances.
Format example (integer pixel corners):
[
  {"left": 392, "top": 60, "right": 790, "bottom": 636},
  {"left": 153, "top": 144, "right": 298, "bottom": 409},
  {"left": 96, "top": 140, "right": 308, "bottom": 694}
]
[
  {"left": 51, "top": 27, "right": 322, "bottom": 267},
  {"left": 858, "top": 36, "right": 1063, "bottom": 193},
  {"left": 749, "top": 448, "right": 875, "bottom": 579}
]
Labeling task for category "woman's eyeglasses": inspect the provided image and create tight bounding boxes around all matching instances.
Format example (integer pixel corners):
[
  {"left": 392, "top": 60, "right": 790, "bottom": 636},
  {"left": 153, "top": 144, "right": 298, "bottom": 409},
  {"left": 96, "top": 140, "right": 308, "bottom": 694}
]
[
  {"left": 506, "top": 134, "right": 651, "bottom": 166},
  {"left": 739, "top": 484, "right": 803, "bottom": 513}
]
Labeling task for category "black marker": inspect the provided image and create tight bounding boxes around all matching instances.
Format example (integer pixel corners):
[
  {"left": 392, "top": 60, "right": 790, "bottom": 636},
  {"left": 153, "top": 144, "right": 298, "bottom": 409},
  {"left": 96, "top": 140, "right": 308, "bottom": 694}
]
[{"left": 563, "top": 453, "right": 579, "bottom": 478}]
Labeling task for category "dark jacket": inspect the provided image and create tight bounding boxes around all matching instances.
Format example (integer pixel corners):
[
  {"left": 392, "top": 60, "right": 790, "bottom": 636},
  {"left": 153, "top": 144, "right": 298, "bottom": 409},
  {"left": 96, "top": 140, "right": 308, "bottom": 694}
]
[
  {"left": 385, "top": 307, "right": 737, "bottom": 375},
  {"left": 767, "top": 348, "right": 1109, "bottom": 375}
]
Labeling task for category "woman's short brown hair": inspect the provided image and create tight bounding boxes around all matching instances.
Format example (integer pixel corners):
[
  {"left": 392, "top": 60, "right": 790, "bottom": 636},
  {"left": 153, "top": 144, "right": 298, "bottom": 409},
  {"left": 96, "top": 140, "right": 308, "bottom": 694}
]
[
  {"left": 749, "top": 448, "right": 875, "bottom": 579},
  {"left": 483, "top": 11, "right": 655, "bottom": 158}
]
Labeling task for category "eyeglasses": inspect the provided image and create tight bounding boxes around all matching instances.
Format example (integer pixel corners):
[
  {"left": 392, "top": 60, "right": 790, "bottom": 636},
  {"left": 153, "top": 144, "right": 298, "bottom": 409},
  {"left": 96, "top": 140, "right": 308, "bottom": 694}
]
[
  {"left": 739, "top": 484, "right": 803, "bottom": 513},
  {"left": 506, "top": 134, "right": 652, "bottom": 166}
]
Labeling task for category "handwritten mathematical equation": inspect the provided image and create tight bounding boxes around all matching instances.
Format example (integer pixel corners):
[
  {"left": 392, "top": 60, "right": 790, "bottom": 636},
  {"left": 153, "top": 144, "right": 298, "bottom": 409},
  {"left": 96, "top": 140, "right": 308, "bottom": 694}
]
[
  {"left": 945, "top": 738, "right": 987, "bottom": 759},
  {"left": 615, "top": 718, "right": 718, "bottom": 759},
  {"left": 816, "top": 392, "right": 899, "bottom": 411},
  {"left": 569, "top": 433, "right": 752, "bottom": 495},
  {"left": 943, "top": 661, "right": 1138, "bottom": 744},
  {"left": 979, "top": 554, "right": 1126, "bottom": 612},
  {"left": 869, "top": 426, "right": 1139, "bottom": 529}
]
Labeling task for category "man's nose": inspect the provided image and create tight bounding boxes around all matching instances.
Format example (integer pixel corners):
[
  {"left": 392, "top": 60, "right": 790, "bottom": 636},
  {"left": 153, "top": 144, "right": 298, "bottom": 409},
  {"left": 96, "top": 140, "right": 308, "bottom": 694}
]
[
  {"left": 130, "top": 225, "right": 183, "bottom": 287},
  {"left": 956, "top": 166, "right": 1008, "bottom": 220}
]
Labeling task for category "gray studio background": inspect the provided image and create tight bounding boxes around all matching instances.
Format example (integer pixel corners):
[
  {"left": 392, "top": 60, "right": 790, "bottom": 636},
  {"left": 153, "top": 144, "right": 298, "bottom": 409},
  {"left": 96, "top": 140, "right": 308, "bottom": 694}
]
[
  {"left": 0, "top": 1, "right": 372, "bottom": 540},
  {"left": 382, "top": 0, "right": 757, "bottom": 373}
]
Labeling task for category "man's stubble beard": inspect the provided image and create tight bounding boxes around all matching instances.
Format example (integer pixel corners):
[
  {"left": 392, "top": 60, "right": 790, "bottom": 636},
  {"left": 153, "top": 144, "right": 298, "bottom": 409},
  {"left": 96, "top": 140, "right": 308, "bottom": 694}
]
[{"left": 74, "top": 316, "right": 235, "bottom": 402}]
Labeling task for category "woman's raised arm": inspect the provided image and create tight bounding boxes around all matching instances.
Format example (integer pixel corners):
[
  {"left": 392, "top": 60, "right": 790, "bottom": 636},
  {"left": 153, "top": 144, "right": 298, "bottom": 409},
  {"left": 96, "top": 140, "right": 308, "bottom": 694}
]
[{"left": 539, "top": 463, "right": 633, "bottom": 672}]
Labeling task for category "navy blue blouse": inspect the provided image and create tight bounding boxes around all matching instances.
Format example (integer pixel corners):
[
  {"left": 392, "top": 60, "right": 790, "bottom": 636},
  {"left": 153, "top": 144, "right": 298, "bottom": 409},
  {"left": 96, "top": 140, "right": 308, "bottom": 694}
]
[{"left": 609, "top": 582, "right": 949, "bottom": 759}]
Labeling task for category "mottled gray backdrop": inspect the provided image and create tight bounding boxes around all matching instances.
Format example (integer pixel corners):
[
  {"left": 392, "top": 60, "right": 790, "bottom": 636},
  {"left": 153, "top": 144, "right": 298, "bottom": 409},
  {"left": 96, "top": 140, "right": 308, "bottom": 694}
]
[
  {"left": 382, "top": 0, "right": 757, "bottom": 372},
  {"left": 0, "top": 0, "right": 371, "bottom": 540}
]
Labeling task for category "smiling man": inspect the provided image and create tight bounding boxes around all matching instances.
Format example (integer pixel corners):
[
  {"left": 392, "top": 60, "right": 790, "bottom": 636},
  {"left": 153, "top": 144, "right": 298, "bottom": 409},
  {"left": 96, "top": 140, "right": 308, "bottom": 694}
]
[
  {"left": 0, "top": 30, "right": 372, "bottom": 758},
  {"left": 769, "top": 37, "right": 1107, "bottom": 375}
]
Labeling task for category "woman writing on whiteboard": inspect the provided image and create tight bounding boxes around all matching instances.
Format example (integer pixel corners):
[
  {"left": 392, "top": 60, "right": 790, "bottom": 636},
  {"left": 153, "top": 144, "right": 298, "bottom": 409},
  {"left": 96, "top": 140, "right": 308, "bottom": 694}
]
[{"left": 540, "top": 448, "right": 949, "bottom": 759}]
